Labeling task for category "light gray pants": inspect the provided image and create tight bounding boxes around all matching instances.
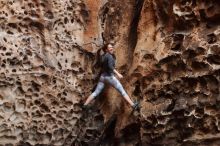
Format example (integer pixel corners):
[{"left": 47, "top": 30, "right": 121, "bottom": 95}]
[{"left": 91, "top": 74, "right": 128, "bottom": 98}]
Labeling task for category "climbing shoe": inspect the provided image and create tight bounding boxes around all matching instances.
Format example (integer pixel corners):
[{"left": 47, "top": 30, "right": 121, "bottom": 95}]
[
  {"left": 78, "top": 100, "right": 91, "bottom": 111},
  {"left": 81, "top": 104, "right": 89, "bottom": 111},
  {"left": 132, "top": 101, "right": 140, "bottom": 111}
]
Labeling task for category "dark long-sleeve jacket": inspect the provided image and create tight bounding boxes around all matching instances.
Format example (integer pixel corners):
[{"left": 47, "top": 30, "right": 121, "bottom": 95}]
[{"left": 101, "top": 53, "right": 115, "bottom": 76}]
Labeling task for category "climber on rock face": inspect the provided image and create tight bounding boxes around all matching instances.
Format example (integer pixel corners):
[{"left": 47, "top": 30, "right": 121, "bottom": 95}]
[{"left": 83, "top": 43, "right": 139, "bottom": 110}]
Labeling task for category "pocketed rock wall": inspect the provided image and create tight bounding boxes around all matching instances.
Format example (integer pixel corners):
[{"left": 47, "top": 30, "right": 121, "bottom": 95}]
[{"left": 0, "top": 0, "right": 220, "bottom": 146}]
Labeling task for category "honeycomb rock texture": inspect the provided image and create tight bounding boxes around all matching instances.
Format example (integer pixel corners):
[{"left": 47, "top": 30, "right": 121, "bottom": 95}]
[{"left": 0, "top": 0, "right": 220, "bottom": 146}]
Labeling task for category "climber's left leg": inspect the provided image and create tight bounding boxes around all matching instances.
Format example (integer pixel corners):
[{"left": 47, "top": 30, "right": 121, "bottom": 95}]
[{"left": 106, "top": 76, "right": 135, "bottom": 107}]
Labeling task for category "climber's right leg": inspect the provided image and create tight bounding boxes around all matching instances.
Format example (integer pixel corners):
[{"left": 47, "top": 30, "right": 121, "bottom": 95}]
[{"left": 84, "top": 78, "right": 105, "bottom": 106}]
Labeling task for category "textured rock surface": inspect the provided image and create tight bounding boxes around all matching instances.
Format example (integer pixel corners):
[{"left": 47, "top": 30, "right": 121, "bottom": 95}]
[{"left": 0, "top": 0, "right": 220, "bottom": 145}]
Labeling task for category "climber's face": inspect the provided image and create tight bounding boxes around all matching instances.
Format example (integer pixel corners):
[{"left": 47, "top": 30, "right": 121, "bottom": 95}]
[{"left": 107, "top": 44, "right": 114, "bottom": 54}]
